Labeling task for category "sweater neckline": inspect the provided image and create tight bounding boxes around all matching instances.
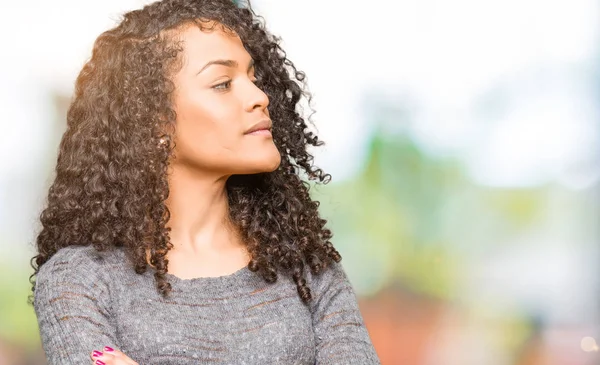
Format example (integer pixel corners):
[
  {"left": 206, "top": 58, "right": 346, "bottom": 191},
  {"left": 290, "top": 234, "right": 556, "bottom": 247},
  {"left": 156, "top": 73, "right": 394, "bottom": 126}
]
[
  {"left": 110, "top": 246, "right": 260, "bottom": 292},
  {"left": 154, "top": 266, "right": 261, "bottom": 295},
  {"left": 157, "top": 264, "right": 258, "bottom": 291},
  {"left": 163, "top": 264, "right": 252, "bottom": 283}
]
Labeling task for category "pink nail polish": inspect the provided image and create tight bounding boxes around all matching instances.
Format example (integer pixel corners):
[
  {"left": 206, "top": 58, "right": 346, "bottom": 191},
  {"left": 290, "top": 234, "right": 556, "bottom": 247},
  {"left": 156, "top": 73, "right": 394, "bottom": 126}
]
[
  {"left": 103, "top": 346, "right": 114, "bottom": 352},
  {"left": 92, "top": 350, "right": 102, "bottom": 357},
  {"left": 95, "top": 360, "right": 106, "bottom": 365}
]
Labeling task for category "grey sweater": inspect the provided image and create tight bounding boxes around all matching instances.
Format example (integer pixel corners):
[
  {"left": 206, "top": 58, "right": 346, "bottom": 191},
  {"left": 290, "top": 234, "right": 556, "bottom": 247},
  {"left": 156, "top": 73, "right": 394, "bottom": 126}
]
[{"left": 33, "top": 245, "right": 380, "bottom": 364}]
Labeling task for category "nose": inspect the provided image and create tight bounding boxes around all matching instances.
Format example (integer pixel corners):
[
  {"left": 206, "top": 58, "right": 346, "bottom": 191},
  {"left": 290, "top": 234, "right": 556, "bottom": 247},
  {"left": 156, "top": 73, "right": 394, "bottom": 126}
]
[{"left": 244, "top": 79, "right": 270, "bottom": 113}]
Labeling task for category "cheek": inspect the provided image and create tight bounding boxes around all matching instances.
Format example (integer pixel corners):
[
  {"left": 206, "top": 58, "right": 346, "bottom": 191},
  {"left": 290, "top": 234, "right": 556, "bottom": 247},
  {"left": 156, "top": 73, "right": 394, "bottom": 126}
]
[{"left": 174, "top": 97, "right": 241, "bottom": 161}]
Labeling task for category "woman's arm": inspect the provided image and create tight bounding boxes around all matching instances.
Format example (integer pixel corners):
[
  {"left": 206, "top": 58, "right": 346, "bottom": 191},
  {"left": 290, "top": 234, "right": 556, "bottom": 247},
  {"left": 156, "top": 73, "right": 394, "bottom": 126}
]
[
  {"left": 33, "top": 246, "right": 120, "bottom": 365},
  {"left": 309, "top": 261, "right": 381, "bottom": 365}
]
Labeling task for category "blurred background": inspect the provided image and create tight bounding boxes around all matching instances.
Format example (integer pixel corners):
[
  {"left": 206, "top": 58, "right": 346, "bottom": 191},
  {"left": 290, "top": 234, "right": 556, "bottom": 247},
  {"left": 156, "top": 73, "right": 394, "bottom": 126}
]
[{"left": 1, "top": 0, "right": 599, "bottom": 364}]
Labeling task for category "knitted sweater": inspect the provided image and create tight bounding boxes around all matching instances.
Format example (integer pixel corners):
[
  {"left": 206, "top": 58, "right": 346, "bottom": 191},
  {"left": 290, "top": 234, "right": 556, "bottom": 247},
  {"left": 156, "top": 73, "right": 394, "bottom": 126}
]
[{"left": 33, "top": 245, "right": 380, "bottom": 364}]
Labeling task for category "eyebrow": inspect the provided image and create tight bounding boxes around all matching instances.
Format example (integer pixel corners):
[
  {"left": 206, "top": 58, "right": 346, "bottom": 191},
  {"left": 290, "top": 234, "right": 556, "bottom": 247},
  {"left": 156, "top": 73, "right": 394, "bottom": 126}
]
[{"left": 196, "top": 58, "right": 255, "bottom": 75}]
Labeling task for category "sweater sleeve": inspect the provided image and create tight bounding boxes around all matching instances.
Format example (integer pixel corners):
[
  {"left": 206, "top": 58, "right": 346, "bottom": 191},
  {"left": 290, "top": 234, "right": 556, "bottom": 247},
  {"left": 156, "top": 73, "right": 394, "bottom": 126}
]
[
  {"left": 308, "top": 261, "right": 381, "bottom": 365},
  {"left": 33, "top": 246, "right": 120, "bottom": 365}
]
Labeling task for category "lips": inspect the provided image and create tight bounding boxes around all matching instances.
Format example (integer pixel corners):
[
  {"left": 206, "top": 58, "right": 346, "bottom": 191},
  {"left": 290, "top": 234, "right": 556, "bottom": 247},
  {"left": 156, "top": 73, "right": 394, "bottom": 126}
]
[{"left": 245, "top": 119, "right": 272, "bottom": 134}]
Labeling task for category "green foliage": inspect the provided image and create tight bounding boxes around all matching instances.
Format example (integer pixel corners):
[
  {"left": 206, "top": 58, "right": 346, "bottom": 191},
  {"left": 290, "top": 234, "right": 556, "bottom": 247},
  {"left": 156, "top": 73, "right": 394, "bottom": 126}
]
[
  {"left": 313, "top": 129, "right": 547, "bottom": 299},
  {"left": 0, "top": 263, "right": 40, "bottom": 350}
]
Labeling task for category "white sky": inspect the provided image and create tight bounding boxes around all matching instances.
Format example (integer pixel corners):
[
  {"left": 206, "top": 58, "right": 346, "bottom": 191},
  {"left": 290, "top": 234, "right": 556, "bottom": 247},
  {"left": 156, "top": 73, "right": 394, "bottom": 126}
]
[{"left": 0, "top": 0, "right": 598, "bottom": 189}]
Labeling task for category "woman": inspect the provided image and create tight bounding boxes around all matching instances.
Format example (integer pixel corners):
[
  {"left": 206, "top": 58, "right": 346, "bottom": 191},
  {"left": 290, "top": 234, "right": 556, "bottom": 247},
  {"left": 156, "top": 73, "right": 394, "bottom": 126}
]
[{"left": 29, "top": 0, "right": 380, "bottom": 364}]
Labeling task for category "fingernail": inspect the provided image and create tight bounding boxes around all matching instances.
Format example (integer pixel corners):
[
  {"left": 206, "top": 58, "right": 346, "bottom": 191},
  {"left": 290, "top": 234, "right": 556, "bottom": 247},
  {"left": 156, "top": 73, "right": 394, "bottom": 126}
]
[
  {"left": 95, "top": 360, "right": 106, "bottom": 365},
  {"left": 103, "top": 346, "right": 114, "bottom": 352},
  {"left": 92, "top": 350, "right": 102, "bottom": 357}
]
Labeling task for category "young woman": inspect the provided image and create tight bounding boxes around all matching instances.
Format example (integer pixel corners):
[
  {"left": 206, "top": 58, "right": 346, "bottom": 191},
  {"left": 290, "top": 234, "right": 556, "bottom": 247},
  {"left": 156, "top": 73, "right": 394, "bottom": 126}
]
[{"left": 29, "top": 0, "right": 380, "bottom": 364}]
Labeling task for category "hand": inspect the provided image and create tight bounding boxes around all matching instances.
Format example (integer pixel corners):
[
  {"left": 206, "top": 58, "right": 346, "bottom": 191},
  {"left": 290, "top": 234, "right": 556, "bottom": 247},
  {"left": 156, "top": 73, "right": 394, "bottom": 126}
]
[{"left": 90, "top": 346, "right": 139, "bottom": 365}]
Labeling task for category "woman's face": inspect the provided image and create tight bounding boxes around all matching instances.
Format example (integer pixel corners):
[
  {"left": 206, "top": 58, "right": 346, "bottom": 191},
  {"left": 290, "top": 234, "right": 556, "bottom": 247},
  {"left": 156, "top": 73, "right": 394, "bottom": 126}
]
[{"left": 169, "top": 22, "right": 281, "bottom": 176}]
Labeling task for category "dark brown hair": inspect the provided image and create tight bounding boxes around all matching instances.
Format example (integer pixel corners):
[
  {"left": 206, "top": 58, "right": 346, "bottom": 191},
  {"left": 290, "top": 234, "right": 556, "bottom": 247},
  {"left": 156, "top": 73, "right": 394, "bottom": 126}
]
[{"left": 28, "top": 0, "right": 341, "bottom": 305}]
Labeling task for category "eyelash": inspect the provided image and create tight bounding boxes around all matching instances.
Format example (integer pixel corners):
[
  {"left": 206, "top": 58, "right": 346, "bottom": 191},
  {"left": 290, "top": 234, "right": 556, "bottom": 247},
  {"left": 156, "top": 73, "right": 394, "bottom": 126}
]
[
  {"left": 213, "top": 80, "right": 232, "bottom": 91},
  {"left": 212, "top": 78, "right": 259, "bottom": 92}
]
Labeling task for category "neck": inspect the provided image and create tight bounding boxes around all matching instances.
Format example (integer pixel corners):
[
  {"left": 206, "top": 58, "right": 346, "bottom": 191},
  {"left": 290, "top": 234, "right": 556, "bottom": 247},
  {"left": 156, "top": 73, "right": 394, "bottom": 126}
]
[{"left": 163, "top": 164, "right": 241, "bottom": 256}]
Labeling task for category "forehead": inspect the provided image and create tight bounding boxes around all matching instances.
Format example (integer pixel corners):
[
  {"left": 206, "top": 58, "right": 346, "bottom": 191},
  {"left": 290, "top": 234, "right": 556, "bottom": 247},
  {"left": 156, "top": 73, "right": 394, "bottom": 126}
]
[{"left": 177, "top": 22, "right": 249, "bottom": 67}]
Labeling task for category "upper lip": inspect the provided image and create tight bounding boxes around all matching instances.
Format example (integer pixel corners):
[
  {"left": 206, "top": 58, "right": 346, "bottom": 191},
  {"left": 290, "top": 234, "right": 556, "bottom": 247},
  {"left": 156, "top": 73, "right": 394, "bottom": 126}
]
[{"left": 245, "top": 119, "right": 272, "bottom": 134}]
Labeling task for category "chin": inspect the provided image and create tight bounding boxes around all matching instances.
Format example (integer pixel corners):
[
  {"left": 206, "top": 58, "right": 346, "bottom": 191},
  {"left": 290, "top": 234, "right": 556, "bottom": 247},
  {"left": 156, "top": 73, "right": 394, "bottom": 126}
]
[
  {"left": 245, "top": 154, "right": 281, "bottom": 174},
  {"left": 259, "top": 155, "right": 282, "bottom": 173},
  {"left": 264, "top": 157, "right": 282, "bottom": 172}
]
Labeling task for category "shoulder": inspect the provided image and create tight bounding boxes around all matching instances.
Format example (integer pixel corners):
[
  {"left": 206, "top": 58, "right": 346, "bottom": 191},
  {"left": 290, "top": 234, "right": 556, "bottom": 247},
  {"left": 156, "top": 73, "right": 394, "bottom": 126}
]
[
  {"left": 306, "top": 260, "right": 349, "bottom": 285},
  {"left": 34, "top": 245, "right": 121, "bottom": 300},
  {"left": 36, "top": 245, "right": 117, "bottom": 278},
  {"left": 305, "top": 260, "right": 354, "bottom": 298}
]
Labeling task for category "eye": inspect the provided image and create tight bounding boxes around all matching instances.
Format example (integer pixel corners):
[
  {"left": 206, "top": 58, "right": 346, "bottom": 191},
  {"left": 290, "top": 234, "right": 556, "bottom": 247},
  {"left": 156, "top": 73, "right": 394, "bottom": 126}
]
[{"left": 212, "top": 80, "right": 232, "bottom": 91}]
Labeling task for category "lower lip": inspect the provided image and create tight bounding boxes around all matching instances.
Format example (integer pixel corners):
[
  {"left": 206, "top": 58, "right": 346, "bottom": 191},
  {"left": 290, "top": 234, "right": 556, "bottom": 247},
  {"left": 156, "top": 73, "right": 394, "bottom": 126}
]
[{"left": 246, "top": 129, "right": 272, "bottom": 137}]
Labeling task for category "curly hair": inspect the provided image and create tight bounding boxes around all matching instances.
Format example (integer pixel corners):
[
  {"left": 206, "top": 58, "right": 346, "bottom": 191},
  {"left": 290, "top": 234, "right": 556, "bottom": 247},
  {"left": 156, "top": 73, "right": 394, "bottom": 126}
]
[{"left": 28, "top": 0, "right": 341, "bottom": 306}]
